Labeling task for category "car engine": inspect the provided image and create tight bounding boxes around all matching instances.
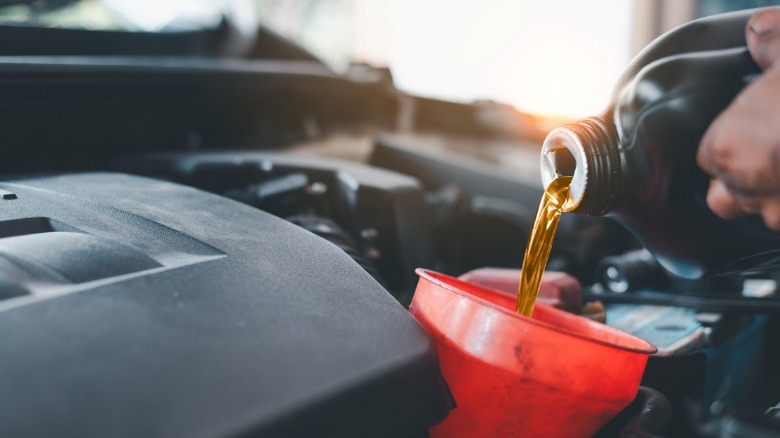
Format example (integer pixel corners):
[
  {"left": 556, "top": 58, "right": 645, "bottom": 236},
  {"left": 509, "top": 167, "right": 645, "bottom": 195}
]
[{"left": 2, "top": 6, "right": 780, "bottom": 437}]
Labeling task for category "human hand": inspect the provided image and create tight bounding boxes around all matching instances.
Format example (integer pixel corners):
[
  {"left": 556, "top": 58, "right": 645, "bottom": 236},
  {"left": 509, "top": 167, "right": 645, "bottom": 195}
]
[{"left": 697, "top": 7, "right": 780, "bottom": 230}]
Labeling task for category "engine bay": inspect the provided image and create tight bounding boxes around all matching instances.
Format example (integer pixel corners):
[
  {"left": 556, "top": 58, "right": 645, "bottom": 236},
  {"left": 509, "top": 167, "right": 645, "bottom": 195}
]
[{"left": 3, "top": 23, "right": 780, "bottom": 436}]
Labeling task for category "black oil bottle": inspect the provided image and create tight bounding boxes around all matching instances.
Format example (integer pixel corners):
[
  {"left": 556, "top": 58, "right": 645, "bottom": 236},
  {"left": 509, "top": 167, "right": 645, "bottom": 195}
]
[{"left": 539, "top": 9, "right": 780, "bottom": 279}]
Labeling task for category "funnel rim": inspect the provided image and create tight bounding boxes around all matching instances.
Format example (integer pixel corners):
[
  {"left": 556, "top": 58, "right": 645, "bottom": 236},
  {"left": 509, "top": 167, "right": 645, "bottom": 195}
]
[{"left": 415, "top": 268, "right": 658, "bottom": 355}]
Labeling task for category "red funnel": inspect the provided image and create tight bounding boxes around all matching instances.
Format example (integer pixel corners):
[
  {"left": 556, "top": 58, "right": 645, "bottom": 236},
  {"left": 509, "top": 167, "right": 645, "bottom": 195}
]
[{"left": 410, "top": 269, "right": 656, "bottom": 438}]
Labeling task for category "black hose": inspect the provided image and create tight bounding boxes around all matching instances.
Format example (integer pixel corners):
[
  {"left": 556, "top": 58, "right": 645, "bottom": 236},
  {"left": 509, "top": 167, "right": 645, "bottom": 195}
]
[
  {"left": 597, "top": 387, "right": 672, "bottom": 438},
  {"left": 620, "top": 387, "right": 672, "bottom": 438}
]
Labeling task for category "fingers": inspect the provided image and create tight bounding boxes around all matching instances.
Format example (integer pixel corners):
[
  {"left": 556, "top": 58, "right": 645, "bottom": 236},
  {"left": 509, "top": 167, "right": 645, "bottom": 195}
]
[
  {"left": 706, "top": 179, "right": 746, "bottom": 219},
  {"left": 696, "top": 112, "right": 729, "bottom": 178},
  {"left": 747, "top": 7, "right": 780, "bottom": 69},
  {"left": 761, "top": 199, "right": 780, "bottom": 230},
  {"left": 697, "top": 7, "right": 780, "bottom": 231},
  {"left": 705, "top": 179, "right": 780, "bottom": 231},
  {"left": 697, "top": 66, "right": 780, "bottom": 195}
]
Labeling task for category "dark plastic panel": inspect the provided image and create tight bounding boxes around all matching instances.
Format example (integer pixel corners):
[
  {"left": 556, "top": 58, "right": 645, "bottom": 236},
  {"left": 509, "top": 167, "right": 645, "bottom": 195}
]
[
  {"left": 117, "top": 152, "right": 435, "bottom": 301},
  {"left": 0, "top": 172, "right": 451, "bottom": 437}
]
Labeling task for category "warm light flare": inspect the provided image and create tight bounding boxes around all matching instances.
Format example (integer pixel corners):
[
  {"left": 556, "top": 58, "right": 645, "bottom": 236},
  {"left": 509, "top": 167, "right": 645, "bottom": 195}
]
[{"left": 360, "top": 0, "right": 632, "bottom": 119}]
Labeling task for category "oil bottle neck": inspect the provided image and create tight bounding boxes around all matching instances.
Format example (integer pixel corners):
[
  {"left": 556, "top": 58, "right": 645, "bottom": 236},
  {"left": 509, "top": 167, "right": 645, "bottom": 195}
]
[{"left": 540, "top": 117, "right": 620, "bottom": 216}]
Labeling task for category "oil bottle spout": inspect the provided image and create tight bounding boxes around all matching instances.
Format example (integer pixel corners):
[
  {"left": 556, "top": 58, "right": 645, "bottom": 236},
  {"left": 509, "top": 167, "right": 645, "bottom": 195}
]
[{"left": 540, "top": 117, "right": 620, "bottom": 216}]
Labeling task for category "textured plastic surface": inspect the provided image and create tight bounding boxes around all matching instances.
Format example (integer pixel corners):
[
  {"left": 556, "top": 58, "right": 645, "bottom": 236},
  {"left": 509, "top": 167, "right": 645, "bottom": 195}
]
[
  {"left": 117, "top": 151, "right": 434, "bottom": 299},
  {"left": 0, "top": 173, "right": 451, "bottom": 437},
  {"left": 614, "top": 8, "right": 756, "bottom": 95},
  {"left": 410, "top": 270, "right": 655, "bottom": 438}
]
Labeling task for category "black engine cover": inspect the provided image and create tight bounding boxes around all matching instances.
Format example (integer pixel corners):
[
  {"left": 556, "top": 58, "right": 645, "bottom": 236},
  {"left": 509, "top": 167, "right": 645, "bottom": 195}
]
[{"left": 0, "top": 173, "right": 451, "bottom": 437}]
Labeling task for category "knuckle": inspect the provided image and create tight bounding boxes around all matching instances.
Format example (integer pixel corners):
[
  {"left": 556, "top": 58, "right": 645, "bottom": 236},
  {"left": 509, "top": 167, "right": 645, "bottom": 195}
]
[
  {"left": 763, "top": 212, "right": 780, "bottom": 230},
  {"left": 705, "top": 129, "right": 734, "bottom": 175},
  {"left": 762, "top": 201, "right": 780, "bottom": 230},
  {"left": 707, "top": 182, "right": 742, "bottom": 219}
]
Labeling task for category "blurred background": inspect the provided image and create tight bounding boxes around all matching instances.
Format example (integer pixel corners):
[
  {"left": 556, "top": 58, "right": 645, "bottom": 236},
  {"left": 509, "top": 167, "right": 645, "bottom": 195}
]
[
  {"left": 253, "top": 0, "right": 778, "bottom": 120},
  {"left": 1, "top": 0, "right": 777, "bottom": 124},
  {"left": 0, "top": 0, "right": 777, "bottom": 278},
  {"left": 0, "top": 0, "right": 776, "bottom": 280}
]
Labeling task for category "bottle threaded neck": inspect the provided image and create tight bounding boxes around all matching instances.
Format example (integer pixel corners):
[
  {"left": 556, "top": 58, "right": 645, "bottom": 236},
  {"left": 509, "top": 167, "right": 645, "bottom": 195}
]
[{"left": 540, "top": 116, "right": 620, "bottom": 216}]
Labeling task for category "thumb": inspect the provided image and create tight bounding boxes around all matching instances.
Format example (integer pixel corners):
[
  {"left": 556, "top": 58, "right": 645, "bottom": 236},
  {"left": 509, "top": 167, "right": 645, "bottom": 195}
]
[
  {"left": 747, "top": 7, "right": 780, "bottom": 70},
  {"left": 706, "top": 179, "right": 746, "bottom": 220}
]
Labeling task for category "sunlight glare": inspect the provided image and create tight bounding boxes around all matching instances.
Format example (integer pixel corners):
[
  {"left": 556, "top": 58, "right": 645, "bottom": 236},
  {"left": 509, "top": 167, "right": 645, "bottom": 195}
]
[{"left": 377, "top": 0, "right": 632, "bottom": 119}]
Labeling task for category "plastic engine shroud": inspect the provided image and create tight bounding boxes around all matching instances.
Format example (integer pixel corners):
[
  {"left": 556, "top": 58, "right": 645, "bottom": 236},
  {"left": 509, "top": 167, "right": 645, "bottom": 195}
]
[{"left": 0, "top": 172, "right": 451, "bottom": 437}]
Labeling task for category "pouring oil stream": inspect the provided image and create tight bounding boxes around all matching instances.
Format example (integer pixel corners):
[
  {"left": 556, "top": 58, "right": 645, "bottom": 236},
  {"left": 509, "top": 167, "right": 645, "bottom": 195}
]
[{"left": 516, "top": 175, "right": 577, "bottom": 316}]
